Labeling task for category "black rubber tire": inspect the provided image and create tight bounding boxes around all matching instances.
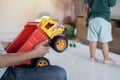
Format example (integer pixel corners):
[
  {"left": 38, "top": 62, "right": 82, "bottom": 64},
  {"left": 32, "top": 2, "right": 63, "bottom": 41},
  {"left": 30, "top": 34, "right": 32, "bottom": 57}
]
[
  {"left": 31, "top": 57, "right": 50, "bottom": 67},
  {"left": 50, "top": 36, "right": 68, "bottom": 53}
]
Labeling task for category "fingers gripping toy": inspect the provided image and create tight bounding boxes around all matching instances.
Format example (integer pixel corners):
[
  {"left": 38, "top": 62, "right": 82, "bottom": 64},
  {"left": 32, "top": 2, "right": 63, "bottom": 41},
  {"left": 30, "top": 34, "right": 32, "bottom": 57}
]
[{"left": 5, "top": 16, "right": 68, "bottom": 67}]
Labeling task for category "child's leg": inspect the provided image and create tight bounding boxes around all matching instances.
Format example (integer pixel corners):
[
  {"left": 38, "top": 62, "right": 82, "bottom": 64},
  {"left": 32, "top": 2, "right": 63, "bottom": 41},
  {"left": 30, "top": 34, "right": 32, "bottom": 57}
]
[
  {"left": 101, "top": 42, "right": 115, "bottom": 64},
  {"left": 89, "top": 41, "right": 97, "bottom": 62}
]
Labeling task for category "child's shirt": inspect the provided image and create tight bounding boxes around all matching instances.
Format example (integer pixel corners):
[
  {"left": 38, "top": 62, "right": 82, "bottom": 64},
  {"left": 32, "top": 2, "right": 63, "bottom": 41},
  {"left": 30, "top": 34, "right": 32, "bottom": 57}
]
[{"left": 84, "top": 0, "right": 116, "bottom": 22}]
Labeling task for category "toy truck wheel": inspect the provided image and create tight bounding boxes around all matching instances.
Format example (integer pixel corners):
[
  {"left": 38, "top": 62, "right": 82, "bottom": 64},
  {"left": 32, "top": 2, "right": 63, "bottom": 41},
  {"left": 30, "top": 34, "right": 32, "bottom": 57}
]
[
  {"left": 50, "top": 36, "right": 68, "bottom": 52},
  {"left": 70, "top": 43, "right": 76, "bottom": 47},
  {"left": 31, "top": 57, "right": 50, "bottom": 67}
]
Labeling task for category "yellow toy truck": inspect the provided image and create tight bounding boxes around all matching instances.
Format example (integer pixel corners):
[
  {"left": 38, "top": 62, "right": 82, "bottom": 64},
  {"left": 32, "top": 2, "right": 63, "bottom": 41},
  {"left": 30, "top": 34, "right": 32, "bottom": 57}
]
[{"left": 6, "top": 16, "right": 68, "bottom": 67}]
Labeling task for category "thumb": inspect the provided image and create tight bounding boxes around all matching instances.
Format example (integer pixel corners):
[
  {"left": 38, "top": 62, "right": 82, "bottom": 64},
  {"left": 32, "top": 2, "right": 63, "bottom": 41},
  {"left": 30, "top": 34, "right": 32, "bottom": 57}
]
[{"left": 40, "top": 40, "right": 49, "bottom": 46}]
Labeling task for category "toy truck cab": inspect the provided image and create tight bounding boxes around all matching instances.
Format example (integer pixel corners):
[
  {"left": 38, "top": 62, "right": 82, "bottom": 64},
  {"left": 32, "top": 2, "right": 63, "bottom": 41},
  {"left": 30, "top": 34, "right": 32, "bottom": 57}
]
[
  {"left": 40, "top": 17, "right": 67, "bottom": 52},
  {"left": 41, "top": 17, "right": 64, "bottom": 39}
]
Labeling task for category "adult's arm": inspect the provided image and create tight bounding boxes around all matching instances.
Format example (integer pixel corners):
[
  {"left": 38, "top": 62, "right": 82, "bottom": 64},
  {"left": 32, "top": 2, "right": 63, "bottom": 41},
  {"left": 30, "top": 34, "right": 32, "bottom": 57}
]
[{"left": 0, "top": 40, "right": 50, "bottom": 68}]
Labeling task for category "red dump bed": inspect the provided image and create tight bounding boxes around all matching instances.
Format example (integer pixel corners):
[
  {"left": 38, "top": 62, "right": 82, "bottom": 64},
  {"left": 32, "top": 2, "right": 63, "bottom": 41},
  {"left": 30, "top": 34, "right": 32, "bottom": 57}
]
[{"left": 6, "top": 22, "right": 48, "bottom": 65}]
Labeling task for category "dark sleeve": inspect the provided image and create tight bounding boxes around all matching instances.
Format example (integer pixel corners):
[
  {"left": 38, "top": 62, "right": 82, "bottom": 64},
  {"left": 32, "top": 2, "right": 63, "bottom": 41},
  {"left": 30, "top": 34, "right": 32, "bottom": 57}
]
[
  {"left": 84, "top": 0, "right": 89, "bottom": 4},
  {"left": 109, "top": 0, "right": 117, "bottom": 7}
]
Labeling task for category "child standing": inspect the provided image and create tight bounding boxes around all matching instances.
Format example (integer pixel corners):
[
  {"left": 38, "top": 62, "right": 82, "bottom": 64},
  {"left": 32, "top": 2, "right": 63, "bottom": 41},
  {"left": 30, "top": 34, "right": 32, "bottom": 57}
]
[{"left": 84, "top": 0, "right": 116, "bottom": 64}]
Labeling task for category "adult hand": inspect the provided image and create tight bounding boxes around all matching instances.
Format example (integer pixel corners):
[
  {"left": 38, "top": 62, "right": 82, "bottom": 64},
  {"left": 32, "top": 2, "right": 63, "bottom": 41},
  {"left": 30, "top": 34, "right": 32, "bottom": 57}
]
[{"left": 33, "top": 40, "right": 50, "bottom": 57}]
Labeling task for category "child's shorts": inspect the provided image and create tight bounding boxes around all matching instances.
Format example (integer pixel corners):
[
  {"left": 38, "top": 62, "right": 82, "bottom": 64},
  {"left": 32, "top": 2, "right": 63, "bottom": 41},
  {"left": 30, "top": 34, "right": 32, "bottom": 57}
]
[{"left": 87, "top": 17, "right": 112, "bottom": 42}]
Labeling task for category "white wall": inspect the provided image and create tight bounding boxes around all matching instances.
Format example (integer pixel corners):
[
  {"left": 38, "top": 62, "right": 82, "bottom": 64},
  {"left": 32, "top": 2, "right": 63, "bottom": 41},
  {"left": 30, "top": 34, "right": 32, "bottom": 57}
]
[
  {"left": 0, "top": 0, "right": 38, "bottom": 40},
  {"left": 0, "top": 0, "right": 73, "bottom": 41},
  {"left": 111, "top": 0, "right": 120, "bottom": 16},
  {"left": 0, "top": 0, "right": 37, "bottom": 33},
  {"left": 0, "top": 0, "right": 119, "bottom": 41}
]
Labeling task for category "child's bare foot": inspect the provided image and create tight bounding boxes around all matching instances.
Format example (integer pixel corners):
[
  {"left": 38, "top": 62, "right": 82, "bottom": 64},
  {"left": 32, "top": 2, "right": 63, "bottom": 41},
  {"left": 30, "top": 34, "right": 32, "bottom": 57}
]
[
  {"left": 90, "top": 58, "right": 95, "bottom": 62},
  {"left": 103, "top": 58, "right": 115, "bottom": 64}
]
